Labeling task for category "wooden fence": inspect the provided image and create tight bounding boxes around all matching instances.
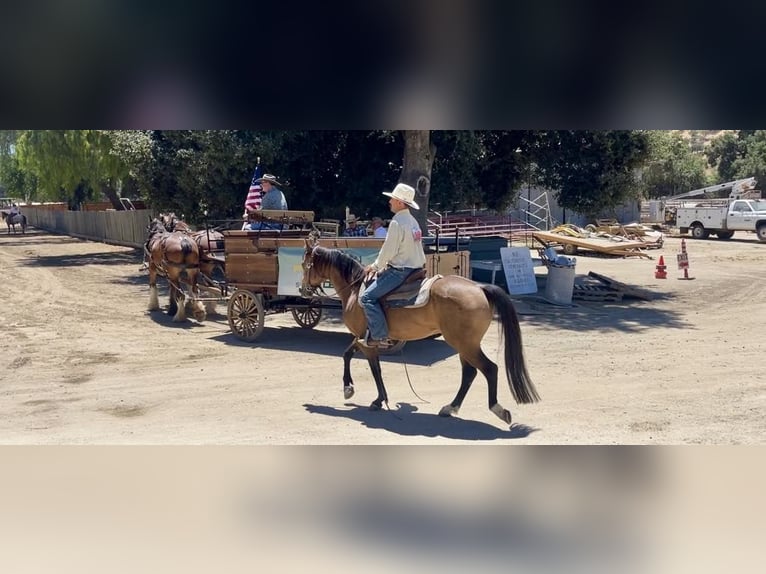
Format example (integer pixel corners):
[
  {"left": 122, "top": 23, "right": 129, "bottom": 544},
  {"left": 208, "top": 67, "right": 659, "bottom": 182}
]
[{"left": 21, "top": 206, "right": 155, "bottom": 248}]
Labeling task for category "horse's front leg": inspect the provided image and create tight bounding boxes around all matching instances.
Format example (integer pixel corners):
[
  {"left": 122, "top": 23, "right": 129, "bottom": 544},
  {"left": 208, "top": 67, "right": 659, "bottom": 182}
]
[
  {"left": 358, "top": 347, "right": 388, "bottom": 411},
  {"left": 342, "top": 338, "right": 361, "bottom": 399}
]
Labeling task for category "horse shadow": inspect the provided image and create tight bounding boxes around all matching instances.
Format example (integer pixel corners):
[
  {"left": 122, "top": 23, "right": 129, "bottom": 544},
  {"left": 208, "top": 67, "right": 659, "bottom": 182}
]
[
  {"left": 303, "top": 402, "right": 539, "bottom": 441},
  {"left": 211, "top": 327, "right": 458, "bottom": 366},
  {"left": 146, "top": 308, "right": 209, "bottom": 329}
]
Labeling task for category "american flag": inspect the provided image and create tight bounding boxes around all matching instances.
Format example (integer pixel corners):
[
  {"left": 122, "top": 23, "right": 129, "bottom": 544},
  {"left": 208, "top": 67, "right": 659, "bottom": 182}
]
[{"left": 244, "top": 164, "right": 262, "bottom": 212}]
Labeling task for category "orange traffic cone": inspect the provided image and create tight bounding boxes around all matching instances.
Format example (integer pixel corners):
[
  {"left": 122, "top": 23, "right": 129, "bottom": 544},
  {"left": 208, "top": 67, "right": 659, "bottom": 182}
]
[{"left": 655, "top": 255, "right": 667, "bottom": 279}]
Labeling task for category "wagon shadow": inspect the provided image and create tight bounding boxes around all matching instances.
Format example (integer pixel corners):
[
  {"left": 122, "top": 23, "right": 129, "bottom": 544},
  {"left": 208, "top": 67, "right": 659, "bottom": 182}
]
[
  {"left": 512, "top": 295, "right": 692, "bottom": 333},
  {"left": 23, "top": 250, "right": 143, "bottom": 267},
  {"left": 304, "top": 402, "right": 539, "bottom": 441},
  {"left": 210, "top": 328, "right": 458, "bottom": 366}
]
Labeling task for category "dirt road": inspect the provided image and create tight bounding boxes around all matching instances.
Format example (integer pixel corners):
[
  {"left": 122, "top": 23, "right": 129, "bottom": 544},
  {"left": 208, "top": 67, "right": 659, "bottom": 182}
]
[{"left": 1, "top": 227, "right": 764, "bottom": 444}]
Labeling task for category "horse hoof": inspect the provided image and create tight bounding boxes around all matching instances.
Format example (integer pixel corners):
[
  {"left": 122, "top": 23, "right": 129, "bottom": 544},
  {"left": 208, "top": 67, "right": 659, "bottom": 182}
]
[
  {"left": 439, "top": 405, "right": 457, "bottom": 417},
  {"left": 490, "top": 404, "right": 512, "bottom": 425},
  {"left": 369, "top": 401, "right": 382, "bottom": 411},
  {"left": 344, "top": 386, "right": 354, "bottom": 400}
]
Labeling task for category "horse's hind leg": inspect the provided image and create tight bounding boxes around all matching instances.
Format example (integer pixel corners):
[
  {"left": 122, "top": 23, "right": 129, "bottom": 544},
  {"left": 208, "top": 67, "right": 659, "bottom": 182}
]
[
  {"left": 148, "top": 265, "right": 160, "bottom": 311},
  {"left": 439, "top": 356, "right": 479, "bottom": 418},
  {"left": 453, "top": 347, "right": 511, "bottom": 426},
  {"left": 474, "top": 350, "right": 512, "bottom": 425},
  {"left": 187, "top": 269, "right": 206, "bottom": 322},
  {"left": 342, "top": 338, "right": 360, "bottom": 399},
  {"left": 166, "top": 271, "right": 186, "bottom": 322}
]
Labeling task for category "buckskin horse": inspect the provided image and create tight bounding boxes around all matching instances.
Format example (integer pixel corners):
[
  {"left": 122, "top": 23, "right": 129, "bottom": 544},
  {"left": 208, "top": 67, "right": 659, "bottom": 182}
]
[
  {"left": 145, "top": 218, "right": 206, "bottom": 322},
  {"left": 299, "top": 234, "right": 539, "bottom": 426},
  {"left": 1, "top": 210, "right": 27, "bottom": 234}
]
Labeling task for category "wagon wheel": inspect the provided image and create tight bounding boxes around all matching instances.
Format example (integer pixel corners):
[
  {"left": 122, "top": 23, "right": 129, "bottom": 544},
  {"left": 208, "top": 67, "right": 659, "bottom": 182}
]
[
  {"left": 227, "top": 289, "right": 265, "bottom": 341},
  {"left": 291, "top": 303, "right": 323, "bottom": 328}
]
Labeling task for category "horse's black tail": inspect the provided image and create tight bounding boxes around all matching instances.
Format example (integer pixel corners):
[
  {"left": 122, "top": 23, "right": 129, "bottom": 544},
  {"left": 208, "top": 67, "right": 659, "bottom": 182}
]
[{"left": 481, "top": 284, "right": 540, "bottom": 404}]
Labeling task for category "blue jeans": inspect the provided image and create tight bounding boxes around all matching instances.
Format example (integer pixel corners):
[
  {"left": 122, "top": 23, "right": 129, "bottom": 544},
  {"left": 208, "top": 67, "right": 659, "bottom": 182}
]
[{"left": 360, "top": 267, "right": 418, "bottom": 340}]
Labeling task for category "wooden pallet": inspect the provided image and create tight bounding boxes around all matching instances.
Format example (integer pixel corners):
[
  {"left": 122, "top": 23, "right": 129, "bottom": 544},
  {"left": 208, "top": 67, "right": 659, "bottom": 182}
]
[
  {"left": 572, "top": 284, "right": 623, "bottom": 302},
  {"left": 587, "top": 271, "right": 655, "bottom": 300}
]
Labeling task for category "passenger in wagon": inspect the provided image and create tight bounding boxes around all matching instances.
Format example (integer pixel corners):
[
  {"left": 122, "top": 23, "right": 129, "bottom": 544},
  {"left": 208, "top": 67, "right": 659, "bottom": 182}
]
[
  {"left": 371, "top": 216, "right": 387, "bottom": 238},
  {"left": 342, "top": 214, "right": 368, "bottom": 237}
]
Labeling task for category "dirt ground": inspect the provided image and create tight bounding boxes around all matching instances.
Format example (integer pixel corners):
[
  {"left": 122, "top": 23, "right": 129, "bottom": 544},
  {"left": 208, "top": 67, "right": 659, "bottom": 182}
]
[{"left": 1, "top": 226, "right": 764, "bottom": 444}]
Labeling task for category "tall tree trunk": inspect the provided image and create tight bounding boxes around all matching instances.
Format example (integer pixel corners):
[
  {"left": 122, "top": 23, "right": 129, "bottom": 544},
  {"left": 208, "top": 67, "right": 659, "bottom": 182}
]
[
  {"left": 101, "top": 181, "right": 124, "bottom": 210},
  {"left": 401, "top": 130, "right": 436, "bottom": 233}
]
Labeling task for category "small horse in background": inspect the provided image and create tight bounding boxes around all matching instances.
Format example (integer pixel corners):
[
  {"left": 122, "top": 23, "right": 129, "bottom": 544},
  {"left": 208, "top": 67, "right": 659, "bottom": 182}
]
[
  {"left": 300, "top": 234, "right": 539, "bottom": 427},
  {"left": 145, "top": 218, "right": 206, "bottom": 322},
  {"left": 1, "top": 211, "right": 27, "bottom": 234}
]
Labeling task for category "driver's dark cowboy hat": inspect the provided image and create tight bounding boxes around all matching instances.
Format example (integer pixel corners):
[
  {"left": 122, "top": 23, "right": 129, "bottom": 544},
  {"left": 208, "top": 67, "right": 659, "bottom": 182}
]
[{"left": 254, "top": 174, "right": 283, "bottom": 186}]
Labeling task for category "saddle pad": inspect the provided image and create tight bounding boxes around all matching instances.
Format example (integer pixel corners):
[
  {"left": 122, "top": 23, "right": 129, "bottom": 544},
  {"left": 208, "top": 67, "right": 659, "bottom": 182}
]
[{"left": 404, "top": 275, "right": 443, "bottom": 308}]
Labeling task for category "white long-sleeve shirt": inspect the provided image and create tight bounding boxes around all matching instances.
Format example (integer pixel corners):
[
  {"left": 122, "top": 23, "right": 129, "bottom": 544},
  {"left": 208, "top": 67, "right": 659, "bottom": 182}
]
[{"left": 372, "top": 209, "right": 426, "bottom": 270}]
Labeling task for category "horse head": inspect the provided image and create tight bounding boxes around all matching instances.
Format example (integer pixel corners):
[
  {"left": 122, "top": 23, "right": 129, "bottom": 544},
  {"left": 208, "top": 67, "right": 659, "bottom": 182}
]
[
  {"left": 146, "top": 218, "right": 167, "bottom": 241},
  {"left": 159, "top": 212, "right": 177, "bottom": 232},
  {"left": 300, "top": 239, "right": 322, "bottom": 297}
]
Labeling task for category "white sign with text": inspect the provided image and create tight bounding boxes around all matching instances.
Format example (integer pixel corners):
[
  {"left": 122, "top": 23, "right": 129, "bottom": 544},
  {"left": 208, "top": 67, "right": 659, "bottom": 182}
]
[{"left": 500, "top": 247, "right": 538, "bottom": 295}]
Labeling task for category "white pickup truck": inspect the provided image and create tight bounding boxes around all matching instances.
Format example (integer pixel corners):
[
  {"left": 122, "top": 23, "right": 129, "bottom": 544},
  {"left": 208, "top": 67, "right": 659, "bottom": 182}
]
[{"left": 676, "top": 199, "right": 766, "bottom": 241}]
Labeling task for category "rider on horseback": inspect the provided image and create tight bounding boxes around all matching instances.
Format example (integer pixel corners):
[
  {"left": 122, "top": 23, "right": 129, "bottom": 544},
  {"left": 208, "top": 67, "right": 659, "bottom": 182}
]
[
  {"left": 360, "top": 183, "right": 426, "bottom": 349},
  {"left": 9, "top": 203, "right": 20, "bottom": 216}
]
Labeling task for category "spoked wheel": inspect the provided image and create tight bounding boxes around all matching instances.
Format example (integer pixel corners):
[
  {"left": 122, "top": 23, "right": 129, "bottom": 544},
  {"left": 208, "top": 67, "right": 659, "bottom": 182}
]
[
  {"left": 291, "top": 304, "right": 323, "bottom": 328},
  {"left": 227, "top": 289, "right": 265, "bottom": 341}
]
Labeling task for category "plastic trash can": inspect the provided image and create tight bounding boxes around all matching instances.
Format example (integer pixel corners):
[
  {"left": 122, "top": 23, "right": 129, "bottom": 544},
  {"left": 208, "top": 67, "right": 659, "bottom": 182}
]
[{"left": 544, "top": 260, "right": 576, "bottom": 305}]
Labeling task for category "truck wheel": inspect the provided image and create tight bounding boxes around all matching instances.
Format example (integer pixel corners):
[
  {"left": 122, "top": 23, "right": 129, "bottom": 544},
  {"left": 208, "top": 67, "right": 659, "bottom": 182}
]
[
  {"left": 563, "top": 243, "right": 578, "bottom": 255},
  {"left": 757, "top": 224, "right": 766, "bottom": 242},
  {"left": 716, "top": 231, "right": 734, "bottom": 240},
  {"left": 691, "top": 224, "right": 709, "bottom": 239}
]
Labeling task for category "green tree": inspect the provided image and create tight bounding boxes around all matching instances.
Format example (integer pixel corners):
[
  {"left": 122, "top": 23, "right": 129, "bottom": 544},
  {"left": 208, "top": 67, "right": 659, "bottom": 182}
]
[
  {"left": 638, "top": 131, "right": 708, "bottom": 199},
  {"left": 729, "top": 130, "right": 766, "bottom": 188},
  {"left": 0, "top": 130, "right": 37, "bottom": 200},
  {"left": 15, "top": 130, "right": 130, "bottom": 209},
  {"left": 532, "top": 130, "right": 650, "bottom": 219},
  {"left": 705, "top": 132, "right": 743, "bottom": 181}
]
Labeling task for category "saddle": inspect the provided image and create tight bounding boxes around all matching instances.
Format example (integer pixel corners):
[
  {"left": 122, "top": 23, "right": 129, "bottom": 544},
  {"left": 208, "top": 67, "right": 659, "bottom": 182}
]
[
  {"left": 381, "top": 268, "right": 427, "bottom": 302},
  {"left": 362, "top": 268, "right": 442, "bottom": 309}
]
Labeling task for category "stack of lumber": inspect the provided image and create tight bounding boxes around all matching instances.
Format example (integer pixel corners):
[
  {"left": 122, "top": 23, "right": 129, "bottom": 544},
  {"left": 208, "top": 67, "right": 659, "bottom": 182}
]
[{"left": 533, "top": 229, "right": 656, "bottom": 259}]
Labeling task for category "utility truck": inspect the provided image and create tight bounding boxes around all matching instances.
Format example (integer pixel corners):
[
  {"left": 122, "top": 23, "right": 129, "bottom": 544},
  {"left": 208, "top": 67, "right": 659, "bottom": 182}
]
[
  {"left": 644, "top": 177, "right": 760, "bottom": 224},
  {"left": 676, "top": 198, "right": 766, "bottom": 241}
]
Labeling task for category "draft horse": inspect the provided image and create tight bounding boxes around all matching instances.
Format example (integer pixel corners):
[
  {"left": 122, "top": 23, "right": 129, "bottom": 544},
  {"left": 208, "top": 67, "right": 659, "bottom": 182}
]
[
  {"left": 145, "top": 218, "right": 206, "bottom": 322},
  {"left": 1, "top": 211, "right": 27, "bottom": 234},
  {"left": 299, "top": 235, "right": 539, "bottom": 426},
  {"left": 158, "top": 212, "right": 225, "bottom": 312}
]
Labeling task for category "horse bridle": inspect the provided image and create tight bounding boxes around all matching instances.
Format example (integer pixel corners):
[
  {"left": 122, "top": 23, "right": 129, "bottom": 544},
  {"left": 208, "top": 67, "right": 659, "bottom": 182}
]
[
  {"left": 302, "top": 245, "right": 366, "bottom": 299},
  {"left": 301, "top": 246, "right": 323, "bottom": 297}
]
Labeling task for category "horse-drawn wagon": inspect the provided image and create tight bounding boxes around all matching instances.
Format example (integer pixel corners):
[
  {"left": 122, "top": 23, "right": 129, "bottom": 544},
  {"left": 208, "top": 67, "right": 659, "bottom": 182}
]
[
  {"left": 220, "top": 212, "right": 389, "bottom": 341},
  {"left": 152, "top": 210, "right": 470, "bottom": 344}
]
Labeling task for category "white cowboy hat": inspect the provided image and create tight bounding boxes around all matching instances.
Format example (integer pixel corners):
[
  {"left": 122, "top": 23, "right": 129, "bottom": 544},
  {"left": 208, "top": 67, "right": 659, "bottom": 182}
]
[
  {"left": 254, "top": 173, "right": 283, "bottom": 186},
  {"left": 382, "top": 183, "right": 419, "bottom": 210},
  {"left": 345, "top": 214, "right": 359, "bottom": 223}
]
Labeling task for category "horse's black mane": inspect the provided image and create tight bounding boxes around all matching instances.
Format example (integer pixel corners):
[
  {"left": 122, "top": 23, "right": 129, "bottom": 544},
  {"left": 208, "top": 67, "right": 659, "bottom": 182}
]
[{"left": 315, "top": 246, "right": 365, "bottom": 284}]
